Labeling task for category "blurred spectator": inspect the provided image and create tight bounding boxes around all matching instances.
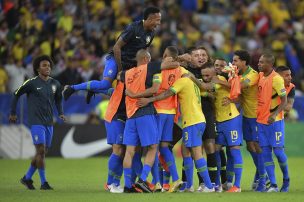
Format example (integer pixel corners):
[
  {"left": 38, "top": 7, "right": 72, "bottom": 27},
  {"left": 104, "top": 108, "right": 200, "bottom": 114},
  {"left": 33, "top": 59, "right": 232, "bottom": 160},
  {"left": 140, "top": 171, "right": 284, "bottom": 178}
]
[
  {"left": 4, "top": 57, "right": 26, "bottom": 93},
  {"left": 57, "top": 9, "right": 73, "bottom": 34},
  {"left": 0, "top": 63, "right": 8, "bottom": 93},
  {"left": 0, "top": 0, "right": 303, "bottom": 93},
  {"left": 95, "top": 99, "right": 109, "bottom": 120},
  {"left": 55, "top": 56, "right": 83, "bottom": 86}
]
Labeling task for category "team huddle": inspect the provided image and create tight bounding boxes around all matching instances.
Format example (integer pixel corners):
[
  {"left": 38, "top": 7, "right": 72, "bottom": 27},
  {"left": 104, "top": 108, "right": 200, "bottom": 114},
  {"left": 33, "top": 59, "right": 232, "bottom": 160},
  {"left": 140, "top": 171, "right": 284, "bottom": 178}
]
[
  {"left": 80, "top": 48, "right": 292, "bottom": 194},
  {"left": 10, "top": 7, "right": 294, "bottom": 193}
]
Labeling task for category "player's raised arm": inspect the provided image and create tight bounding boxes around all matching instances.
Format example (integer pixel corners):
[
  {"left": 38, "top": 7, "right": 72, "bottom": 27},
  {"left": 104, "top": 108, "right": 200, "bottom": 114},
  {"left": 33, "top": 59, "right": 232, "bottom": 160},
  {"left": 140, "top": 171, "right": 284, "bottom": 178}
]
[{"left": 113, "top": 37, "right": 127, "bottom": 72}]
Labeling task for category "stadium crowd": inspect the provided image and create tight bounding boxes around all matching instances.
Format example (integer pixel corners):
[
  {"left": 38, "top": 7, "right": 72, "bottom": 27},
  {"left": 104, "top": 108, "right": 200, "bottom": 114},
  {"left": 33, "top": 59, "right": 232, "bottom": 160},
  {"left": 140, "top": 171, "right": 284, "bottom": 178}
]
[{"left": 0, "top": 0, "right": 304, "bottom": 94}]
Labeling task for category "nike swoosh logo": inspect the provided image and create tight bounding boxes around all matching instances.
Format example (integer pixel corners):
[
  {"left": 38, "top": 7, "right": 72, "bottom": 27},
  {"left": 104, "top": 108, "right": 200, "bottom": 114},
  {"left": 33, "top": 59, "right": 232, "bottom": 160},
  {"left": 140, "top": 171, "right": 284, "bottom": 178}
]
[
  {"left": 37, "top": 87, "right": 42, "bottom": 90},
  {"left": 136, "top": 36, "right": 141, "bottom": 39},
  {"left": 61, "top": 126, "right": 111, "bottom": 158}
]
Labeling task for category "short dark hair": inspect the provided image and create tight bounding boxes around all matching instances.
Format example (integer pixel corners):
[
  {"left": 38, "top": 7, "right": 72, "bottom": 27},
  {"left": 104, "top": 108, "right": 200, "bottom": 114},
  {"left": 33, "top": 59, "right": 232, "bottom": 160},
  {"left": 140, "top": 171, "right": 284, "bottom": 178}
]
[
  {"left": 214, "top": 57, "right": 226, "bottom": 62},
  {"left": 33, "top": 55, "right": 53, "bottom": 76},
  {"left": 187, "top": 46, "right": 198, "bottom": 54},
  {"left": 165, "top": 46, "right": 179, "bottom": 58},
  {"left": 202, "top": 61, "right": 214, "bottom": 69},
  {"left": 234, "top": 50, "right": 251, "bottom": 65},
  {"left": 143, "top": 7, "right": 160, "bottom": 20},
  {"left": 262, "top": 53, "right": 275, "bottom": 65},
  {"left": 276, "top": 65, "right": 290, "bottom": 72}
]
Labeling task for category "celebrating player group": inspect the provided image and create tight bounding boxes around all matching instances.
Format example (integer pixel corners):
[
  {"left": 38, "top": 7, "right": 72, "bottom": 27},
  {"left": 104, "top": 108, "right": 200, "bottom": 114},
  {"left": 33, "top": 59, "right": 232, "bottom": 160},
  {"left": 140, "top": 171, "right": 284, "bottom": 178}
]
[{"left": 11, "top": 6, "right": 295, "bottom": 193}]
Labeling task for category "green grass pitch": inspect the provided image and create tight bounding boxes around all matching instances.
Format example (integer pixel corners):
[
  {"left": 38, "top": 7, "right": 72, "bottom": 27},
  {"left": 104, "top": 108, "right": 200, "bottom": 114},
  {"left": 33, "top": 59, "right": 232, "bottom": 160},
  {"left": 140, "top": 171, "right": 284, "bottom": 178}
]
[{"left": 0, "top": 156, "right": 303, "bottom": 202}]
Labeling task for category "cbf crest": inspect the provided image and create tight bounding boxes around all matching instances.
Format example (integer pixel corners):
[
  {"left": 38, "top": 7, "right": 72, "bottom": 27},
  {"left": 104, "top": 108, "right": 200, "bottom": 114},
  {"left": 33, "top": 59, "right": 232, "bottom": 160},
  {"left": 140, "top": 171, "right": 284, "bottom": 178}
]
[
  {"left": 52, "top": 85, "right": 57, "bottom": 94},
  {"left": 146, "top": 36, "right": 151, "bottom": 44}
]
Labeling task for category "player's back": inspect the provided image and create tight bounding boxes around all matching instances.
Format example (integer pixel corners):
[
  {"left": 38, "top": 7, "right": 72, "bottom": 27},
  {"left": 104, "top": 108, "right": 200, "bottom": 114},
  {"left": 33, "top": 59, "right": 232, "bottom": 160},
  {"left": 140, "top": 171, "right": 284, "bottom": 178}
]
[
  {"left": 170, "top": 77, "right": 205, "bottom": 128},
  {"left": 154, "top": 66, "right": 188, "bottom": 114}
]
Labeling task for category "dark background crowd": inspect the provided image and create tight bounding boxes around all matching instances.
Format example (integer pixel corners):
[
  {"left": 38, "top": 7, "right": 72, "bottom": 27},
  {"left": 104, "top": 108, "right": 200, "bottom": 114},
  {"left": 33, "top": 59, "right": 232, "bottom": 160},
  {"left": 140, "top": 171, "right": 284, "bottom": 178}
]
[{"left": 0, "top": 0, "right": 304, "bottom": 94}]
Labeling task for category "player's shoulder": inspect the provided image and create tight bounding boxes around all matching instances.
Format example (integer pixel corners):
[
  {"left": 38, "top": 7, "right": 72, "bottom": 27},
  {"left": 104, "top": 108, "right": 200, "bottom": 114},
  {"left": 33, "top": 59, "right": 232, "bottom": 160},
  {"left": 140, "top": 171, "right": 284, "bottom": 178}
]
[
  {"left": 273, "top": 73, "right": 284, "bottom": 83},
  {"left": 247, "top": 68, "right": 258, "bottom": 77},
  {"left": 25, "top": 76, "right": 38, "bottom": 85},
  {"left": 249, "top": 66, "right": 258, "bottom": 74},
  {"left": 218, "top": 75, "right": 227, "bottom": 81},
  {"left": 127, "top": 21, "right": 142, "bottom": 30},
  {"left": 49, "top": 77, "right": 61, "bottom": 86}
]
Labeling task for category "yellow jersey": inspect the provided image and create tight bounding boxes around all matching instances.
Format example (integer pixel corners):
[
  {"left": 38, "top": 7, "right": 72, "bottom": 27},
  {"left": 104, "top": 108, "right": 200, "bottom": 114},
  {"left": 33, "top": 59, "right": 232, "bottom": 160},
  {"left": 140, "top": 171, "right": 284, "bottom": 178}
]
[
  {"left": 271, "top": 74, "right": 286, "bottom": 122},
  {"left": 170, "top": 77, "right": 205, "bottom": 128},
  {"left": 214, "top": 76, "right": 240, "bottom": 122},
  {"left": 240, "top": 66, "right": 259, "bottom": 118}
]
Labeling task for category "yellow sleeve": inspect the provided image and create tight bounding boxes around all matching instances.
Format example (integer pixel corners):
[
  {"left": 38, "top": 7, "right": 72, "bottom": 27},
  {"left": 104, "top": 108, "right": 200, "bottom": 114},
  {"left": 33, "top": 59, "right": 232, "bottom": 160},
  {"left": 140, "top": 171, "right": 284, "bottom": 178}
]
[
  {"left": 273, "top": 75, "right": 286, "bottom": 96},
  {"left": 242, "top": 71, "right": 259, "bottom": 87},
  {"left": 214, "top": 83, "right": 221, "bottom": 91},
  {"left": 170, "top": 78, "right": 185, "bottom": 94},
  {"left": 153, "top": 73, "right": 162, "bottom": 83},
  {"left": 218, "top": 75, "right": 227, "bottom": 81},
  {"left": 180, "top": 66, "right": 189, "bottom": 75},
  {"left": 214, "top": 75, "right": 226, "bottom": 90}
]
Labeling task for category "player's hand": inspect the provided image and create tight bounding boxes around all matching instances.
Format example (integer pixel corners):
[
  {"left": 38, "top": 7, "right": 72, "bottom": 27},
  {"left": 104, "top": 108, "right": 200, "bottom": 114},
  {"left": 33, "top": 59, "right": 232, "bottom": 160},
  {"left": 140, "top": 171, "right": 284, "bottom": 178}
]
[
  {"left": 116, "top": 71, "right": 122, "bottom": 81},
  {"left": 177, "top": 54, "right": 191, "bottom": 62},
  {"left": 59, "top": 115, "right": 67, "bottom": 122},
  {"left": 163, "top": 57, "right": 174, "bottom": 62},
  {"left": 222, "top": 97, "right": 231, "bottom": 106},
  {"left": 9, "top": 115, "right": 17, "bottom": 123},
  {"left": 136, "top": 98, "right": 150, "bottom": 107},
  {"left": 125, "top": 89, "right": 137, "bottom": 98},
  {"left": 268, "top": 114, "right": 276, "bottom": 124}
]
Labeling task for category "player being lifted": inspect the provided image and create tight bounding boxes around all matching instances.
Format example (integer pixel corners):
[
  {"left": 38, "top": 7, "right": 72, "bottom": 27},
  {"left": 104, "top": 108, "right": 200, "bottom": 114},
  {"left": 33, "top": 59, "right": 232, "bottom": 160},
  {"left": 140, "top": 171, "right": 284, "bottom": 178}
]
[{"left": 63, "top": 7, "right": 161, "bottom": 101}]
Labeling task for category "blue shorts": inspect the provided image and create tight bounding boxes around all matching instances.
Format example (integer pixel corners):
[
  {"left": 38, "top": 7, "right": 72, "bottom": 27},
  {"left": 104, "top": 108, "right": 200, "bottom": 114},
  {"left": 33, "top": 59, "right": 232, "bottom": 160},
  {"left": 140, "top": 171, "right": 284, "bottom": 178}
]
[
  {"left": 105, "top": 120, "right": 125, "bottom": 145},
  {"left": 103, "top": 56, "right": 118, "bottom": 80},
  {"left": 157, "top": 114, "right": 175, "bottom": 142},
  {"left": 30, "top": 125, "right": 53, "bottom": 148},
  {"left": 182, "top": 123, "right": 206, "bottom": 148},
  {"left": 216, "top": 115, "right": 243, "bottom": 146},
  {"left": 123, "top": 115, "right": 158, "bottom": 147},
  {"left": 243, "top": 117, "right": 258, "bottom": 142},
  {"left": 257, "top": 120, "right": 285, "bottom": 147}
]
